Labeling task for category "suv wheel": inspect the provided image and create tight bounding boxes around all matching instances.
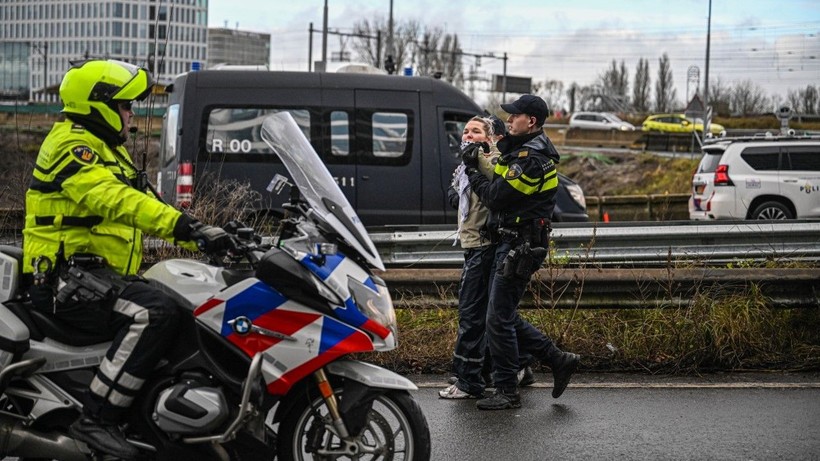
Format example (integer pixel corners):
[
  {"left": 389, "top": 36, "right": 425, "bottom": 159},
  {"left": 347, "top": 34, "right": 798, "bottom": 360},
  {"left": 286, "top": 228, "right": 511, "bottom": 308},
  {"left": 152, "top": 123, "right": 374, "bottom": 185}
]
[{"left": 751, "top": 201, "right": 793, "bottom": 220}]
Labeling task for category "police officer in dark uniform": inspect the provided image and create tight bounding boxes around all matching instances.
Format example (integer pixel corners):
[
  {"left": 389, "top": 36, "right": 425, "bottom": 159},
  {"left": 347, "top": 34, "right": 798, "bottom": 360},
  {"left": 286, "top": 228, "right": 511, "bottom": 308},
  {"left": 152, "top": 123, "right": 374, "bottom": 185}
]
[{"left": 461, "top": 94, "right": 580, "bottom": 410}]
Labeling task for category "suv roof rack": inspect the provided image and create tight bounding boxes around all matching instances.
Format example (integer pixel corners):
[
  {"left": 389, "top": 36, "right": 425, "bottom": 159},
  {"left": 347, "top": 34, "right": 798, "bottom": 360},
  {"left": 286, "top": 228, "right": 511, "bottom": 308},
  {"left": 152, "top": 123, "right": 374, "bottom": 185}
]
[{"left": 703, "top": 133, "right": 820, "bottom": 145}]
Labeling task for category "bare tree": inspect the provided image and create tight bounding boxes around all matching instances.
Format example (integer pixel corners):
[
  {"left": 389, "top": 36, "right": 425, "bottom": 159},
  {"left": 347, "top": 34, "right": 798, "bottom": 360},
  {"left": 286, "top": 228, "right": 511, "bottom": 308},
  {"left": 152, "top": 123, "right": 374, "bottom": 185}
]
[
  {"left": 597, "top": 60, "right": 629, "bottom": 102},
  {"left": 533, "top": 79, "right": 565, "bottom": 115},
  {"left": 786, "top": 89, "right": 802, "bottom": 114},
  {"left": 351, "top": 17, "right": 420, "bottom": 73},
  {"left": 654, "top": 53, "right": 677, "bottom": 112},
  {"left": 706, "top": 77, "right": 732, "bottom": 116},
  {"left": 730, "top": 80, "right": 770, "bottom": 115},
  {"left": 415, "top": 28, "right": 463, "bottom": 86},
  {"left": 632, "top": 58, "right": 651, "bottom": 113},
  {"left": 800, "top": 85, "right": 819, "bottom": 115}
]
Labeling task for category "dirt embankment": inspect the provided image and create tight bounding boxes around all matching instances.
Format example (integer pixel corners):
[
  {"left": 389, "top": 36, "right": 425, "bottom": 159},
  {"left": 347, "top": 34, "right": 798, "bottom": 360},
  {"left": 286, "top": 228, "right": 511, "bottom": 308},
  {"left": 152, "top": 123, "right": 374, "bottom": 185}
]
[{"left": 0, "top": 127, "right": 160, "bottom": 208}]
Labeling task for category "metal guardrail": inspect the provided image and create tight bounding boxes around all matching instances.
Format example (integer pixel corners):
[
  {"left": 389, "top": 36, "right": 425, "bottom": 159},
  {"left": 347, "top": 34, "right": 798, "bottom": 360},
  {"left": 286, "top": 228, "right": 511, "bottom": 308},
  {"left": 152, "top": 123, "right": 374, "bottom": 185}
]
[
  {"left": 380, "top": 268, "right": 820, "bottom": 310},
  {"left": 370, "top": 221, "right": 820, "bottom": 267}
]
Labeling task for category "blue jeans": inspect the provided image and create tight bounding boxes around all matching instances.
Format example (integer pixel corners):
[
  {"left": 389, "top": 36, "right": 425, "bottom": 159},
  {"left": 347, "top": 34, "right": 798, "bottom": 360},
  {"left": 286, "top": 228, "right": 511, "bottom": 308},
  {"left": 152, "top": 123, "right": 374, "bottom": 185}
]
[{"left": 486, "top": 240, "right": 560, "bottom": 391}]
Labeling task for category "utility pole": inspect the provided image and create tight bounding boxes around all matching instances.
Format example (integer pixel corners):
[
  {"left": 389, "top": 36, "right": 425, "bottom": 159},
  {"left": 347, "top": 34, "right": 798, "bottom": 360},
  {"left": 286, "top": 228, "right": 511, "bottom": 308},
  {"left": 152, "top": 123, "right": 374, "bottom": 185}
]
[
  {"left": 321, "top": 0, "right": 328, "bottom": 72},
  {"left": 704, "top": 0, "right": 712, "bottom": 104},
  {"left": 385, "top": 0, "right": 395, "bottom": 73},
  {"left": 502, "top": 52, "right": 507, "bottom": 102},
  {"left": 308, "top": 22, "right": 313, "bottom": 72}
]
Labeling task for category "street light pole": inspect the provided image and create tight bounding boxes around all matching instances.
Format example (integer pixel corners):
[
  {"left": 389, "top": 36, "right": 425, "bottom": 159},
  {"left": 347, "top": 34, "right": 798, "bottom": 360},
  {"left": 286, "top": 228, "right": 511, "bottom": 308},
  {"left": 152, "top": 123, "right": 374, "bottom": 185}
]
[
  {"left": 704, "top": 0, "right": 712, "bottom": 104},
  {"left": 321, "top": 0, "right": 328, "bottom": 72}
]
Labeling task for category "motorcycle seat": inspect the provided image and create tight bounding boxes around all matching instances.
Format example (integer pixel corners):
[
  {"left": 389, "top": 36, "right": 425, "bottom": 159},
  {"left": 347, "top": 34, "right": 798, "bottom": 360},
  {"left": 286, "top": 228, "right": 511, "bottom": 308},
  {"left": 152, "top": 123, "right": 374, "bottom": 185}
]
[
  {"left": 27, "top": 309, "right": 113, "bottom": 347},
  {"left": 5, "top": 301, "right": 112, "bottom": 347}
]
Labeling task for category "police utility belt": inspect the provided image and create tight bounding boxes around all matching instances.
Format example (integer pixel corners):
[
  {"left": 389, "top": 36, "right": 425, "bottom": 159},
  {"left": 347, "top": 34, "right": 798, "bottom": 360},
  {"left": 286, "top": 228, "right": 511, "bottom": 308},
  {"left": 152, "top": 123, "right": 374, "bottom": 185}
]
[
  {"left": 494, "top": 219, "right": 550, "bottom": 279},
  {"left": 33, "top": 253, "right": 126, "bottom": 311}
]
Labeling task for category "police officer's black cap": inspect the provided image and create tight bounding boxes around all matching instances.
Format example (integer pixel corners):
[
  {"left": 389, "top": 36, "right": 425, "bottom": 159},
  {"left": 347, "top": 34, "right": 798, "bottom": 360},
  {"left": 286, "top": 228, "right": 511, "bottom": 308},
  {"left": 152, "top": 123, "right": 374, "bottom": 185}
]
[{"left": 501, "top": 94, "right": 549, "bottom": 126}]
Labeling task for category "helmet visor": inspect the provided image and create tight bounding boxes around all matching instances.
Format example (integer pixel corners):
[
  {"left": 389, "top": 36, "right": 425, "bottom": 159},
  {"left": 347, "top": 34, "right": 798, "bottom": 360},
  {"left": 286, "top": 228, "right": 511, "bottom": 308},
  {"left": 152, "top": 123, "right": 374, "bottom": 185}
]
[
  {"left": 85, "top": 60, "right": 154, "bottom": 103},
  {"left": 111, "top": 62, "right": 153, "bottom": 101}
]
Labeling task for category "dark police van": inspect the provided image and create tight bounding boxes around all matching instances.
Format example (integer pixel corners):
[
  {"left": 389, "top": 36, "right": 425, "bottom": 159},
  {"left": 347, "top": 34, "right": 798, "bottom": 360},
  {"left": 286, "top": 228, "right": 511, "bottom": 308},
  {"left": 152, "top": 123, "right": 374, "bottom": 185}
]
[{"left": 157, "top": 70, "right": 588, "bottom": 226}]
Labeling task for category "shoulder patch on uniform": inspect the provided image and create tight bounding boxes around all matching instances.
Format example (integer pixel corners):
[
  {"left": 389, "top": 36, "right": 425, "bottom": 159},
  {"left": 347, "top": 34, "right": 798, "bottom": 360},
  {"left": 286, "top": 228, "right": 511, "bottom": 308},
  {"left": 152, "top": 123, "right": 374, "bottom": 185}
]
[
  {"left": 71, "top": 145, "right": 98, "bottom": 164},
  {"left": 518, "top": 150, "right": 529, "bottom": 158},
  {"left": 505, "top": 163, "right": 523, "bottom": 179}
]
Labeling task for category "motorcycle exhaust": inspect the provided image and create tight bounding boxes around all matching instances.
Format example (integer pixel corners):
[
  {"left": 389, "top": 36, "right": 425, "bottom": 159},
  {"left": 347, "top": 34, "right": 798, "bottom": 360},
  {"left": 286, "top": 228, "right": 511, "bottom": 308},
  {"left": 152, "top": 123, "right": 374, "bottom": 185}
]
[{"left": 0, "top": 415, "right": 89, "bottom": 461}]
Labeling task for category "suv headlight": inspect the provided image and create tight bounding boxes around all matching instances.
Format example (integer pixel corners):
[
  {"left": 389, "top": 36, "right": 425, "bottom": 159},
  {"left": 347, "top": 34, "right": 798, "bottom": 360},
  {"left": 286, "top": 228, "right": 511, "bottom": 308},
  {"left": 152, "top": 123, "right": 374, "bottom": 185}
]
[{"left": 348, "top": 276, "right": 397, "bottom": 340}]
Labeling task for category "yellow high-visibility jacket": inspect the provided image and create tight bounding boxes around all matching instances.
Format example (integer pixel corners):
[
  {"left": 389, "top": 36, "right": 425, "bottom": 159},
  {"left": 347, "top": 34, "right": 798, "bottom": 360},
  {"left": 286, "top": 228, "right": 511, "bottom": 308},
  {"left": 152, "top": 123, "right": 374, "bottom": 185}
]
[{"left": 23, "top": 121, "right": 189, "bottom": 276}]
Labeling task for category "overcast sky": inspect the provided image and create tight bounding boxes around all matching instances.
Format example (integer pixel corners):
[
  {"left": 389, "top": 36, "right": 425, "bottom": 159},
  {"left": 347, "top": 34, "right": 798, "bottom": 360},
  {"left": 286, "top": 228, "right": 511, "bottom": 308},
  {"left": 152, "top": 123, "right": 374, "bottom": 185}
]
[{"left": 208, "top": 0, "right": 819, "bottom": 107}]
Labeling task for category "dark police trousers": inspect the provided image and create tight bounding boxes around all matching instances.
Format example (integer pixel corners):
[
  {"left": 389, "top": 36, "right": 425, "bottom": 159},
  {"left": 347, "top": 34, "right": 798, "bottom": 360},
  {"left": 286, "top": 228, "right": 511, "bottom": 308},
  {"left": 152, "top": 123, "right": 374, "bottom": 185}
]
[
  {"left": 485, "top": 240, "right": 561, "bottom": 391},
  {"left": 31, "top": 270, "right": 179, "bottom": 423},
  {"left": 452, "top": 245, "right": 495, "bottom": 395}
]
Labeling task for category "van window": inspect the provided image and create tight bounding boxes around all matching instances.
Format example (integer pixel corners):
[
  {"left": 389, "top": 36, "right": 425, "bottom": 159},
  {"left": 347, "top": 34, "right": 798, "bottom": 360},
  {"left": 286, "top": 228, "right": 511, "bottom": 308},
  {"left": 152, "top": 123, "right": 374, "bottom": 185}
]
[
  {"left": 785, "top": 146, "right": 820, "bottom": 171},
  {"left": 697, "top": 151, "right": 724, "bottom": 173},
  {"left": 372, "top": 112, "right": 408, "bottom": 159},
  {"left": 443, "top": 112, "right": 478, "bottom": 156},
  {"left": 161, "top": 103, "right": 179, "bottom": 166},
  {"left": 330, "top": 111, "right": 350, "bottom": 157},
  {"left": 205, "top": 107, "right": 309, "bottom": 155},
  {"left": 740, "top": 146, "right": 779, "bottom": 171}
]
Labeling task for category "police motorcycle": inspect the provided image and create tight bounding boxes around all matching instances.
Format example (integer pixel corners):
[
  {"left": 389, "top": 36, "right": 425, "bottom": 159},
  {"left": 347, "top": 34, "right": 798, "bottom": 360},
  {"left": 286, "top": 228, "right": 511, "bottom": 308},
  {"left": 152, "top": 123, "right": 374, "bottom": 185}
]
[{"left": 0, "top": 112, "right": 431, "bottom": 460}]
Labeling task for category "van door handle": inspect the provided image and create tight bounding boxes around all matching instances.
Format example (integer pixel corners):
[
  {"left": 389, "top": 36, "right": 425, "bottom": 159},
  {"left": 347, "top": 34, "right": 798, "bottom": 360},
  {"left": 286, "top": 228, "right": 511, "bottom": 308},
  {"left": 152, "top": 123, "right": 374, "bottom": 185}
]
[{"left": 361, "top": 175, "right": 370, "bottom": 180}]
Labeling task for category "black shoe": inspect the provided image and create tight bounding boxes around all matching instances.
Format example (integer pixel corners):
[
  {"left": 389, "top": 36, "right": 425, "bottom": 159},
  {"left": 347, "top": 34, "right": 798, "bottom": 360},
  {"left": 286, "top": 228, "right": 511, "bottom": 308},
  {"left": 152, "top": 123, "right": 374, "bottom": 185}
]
[
  {"left": 518, "top": 366, "right": 536, "bottom": 387},
  {"left": 476, "top": 388, "right": 521, "bottom": 410},
  {"left": 551, "top": 352, "right": 580, "bottom": 398},
  {"left": 69, "top": 417, "right": 139, "bottom": 460}
]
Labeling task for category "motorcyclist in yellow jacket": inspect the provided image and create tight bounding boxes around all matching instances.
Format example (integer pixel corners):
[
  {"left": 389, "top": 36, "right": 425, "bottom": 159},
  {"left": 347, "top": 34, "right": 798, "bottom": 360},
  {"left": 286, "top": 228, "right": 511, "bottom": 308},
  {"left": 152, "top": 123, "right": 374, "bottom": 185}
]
[{"left": 23, "top": 59, "right": 233, "bottom": 460}]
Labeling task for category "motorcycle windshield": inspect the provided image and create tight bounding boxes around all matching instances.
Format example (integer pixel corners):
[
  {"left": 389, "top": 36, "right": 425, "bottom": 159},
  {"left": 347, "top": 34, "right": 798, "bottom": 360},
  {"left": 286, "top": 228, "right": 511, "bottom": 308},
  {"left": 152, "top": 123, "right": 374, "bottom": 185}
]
[{"left": 260, "top": 112, "right": 385, "bottom": 271}]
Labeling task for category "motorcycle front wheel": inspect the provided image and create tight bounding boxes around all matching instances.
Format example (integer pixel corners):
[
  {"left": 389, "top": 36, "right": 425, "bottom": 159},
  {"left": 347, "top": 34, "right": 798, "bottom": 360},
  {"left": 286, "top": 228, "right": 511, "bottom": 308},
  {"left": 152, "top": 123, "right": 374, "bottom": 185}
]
[{"left": 277, "top": 388, "right": 430, "bottom": 461}]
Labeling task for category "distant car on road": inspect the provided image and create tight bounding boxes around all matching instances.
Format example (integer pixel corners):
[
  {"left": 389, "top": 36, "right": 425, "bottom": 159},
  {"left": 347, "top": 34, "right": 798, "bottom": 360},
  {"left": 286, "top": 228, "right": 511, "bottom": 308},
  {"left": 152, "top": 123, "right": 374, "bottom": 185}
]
[
  {"left": 569, "top": 112, "right": 635, "bottom": 131},
  {"left": 642, "top": 114, "right": 725, "bottom": 136}
]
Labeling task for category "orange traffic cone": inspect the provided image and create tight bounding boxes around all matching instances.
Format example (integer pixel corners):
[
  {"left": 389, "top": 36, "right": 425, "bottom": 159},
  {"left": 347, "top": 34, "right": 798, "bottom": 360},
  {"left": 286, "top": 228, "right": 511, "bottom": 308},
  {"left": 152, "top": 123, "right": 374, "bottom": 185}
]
[{"left": 603, "top": 211, "right": 610, "bottom": 223}]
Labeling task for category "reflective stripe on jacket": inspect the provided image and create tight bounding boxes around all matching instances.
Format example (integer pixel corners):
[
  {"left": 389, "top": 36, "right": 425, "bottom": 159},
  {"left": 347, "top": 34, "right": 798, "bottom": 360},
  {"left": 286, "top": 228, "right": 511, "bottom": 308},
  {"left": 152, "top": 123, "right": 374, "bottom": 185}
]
[
  {"left": 23, "top": 121, "right": 185, "bottom": 275},
  {"left": 468, "top": 131, "right": 559, "bottom": 228}
]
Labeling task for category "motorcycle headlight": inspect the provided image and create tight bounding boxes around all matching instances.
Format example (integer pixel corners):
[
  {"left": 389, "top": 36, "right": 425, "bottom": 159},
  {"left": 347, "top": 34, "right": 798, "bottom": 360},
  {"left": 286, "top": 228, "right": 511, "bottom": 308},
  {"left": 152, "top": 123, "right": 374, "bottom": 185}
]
[{"left": 348, "top": 276, "right": 397, "bottom": 340}]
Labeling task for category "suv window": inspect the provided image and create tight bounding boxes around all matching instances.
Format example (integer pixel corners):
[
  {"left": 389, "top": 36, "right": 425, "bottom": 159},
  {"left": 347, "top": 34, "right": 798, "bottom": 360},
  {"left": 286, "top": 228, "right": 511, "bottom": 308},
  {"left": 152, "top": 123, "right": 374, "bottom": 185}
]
[
  {"left": 785, "top": 146, "right": 820, "bottom": 171},
  {"left": 697, "top": 151, "right": 724, "bottom": 173},
  {"left": 740, "top": 146, "right": 779, "bottom": 171}
]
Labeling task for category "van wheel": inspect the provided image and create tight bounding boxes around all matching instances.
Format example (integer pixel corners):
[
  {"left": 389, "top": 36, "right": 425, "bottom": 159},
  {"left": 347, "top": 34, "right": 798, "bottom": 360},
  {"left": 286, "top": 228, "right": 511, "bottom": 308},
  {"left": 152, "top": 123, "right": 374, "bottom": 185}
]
[{"left": 751, "top": 201, "right": 793, "bottom": 220}]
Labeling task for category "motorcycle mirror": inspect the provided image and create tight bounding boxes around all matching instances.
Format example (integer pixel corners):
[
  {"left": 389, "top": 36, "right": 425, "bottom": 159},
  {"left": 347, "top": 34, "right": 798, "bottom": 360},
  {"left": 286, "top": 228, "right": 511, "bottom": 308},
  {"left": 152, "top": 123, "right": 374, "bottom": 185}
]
[{"left": 266, "top": 173, "right": 293, "bottom": 195}]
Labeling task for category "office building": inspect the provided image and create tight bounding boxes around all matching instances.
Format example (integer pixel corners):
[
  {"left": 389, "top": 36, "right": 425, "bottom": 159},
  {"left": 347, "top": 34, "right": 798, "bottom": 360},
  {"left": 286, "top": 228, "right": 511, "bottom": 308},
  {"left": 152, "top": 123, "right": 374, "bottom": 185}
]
[
  {"left": 0, "top": 0, "right": 208, "bottom": 102},
  {"left": 207, "top": 27, "right": 270, "bottom": 68}
]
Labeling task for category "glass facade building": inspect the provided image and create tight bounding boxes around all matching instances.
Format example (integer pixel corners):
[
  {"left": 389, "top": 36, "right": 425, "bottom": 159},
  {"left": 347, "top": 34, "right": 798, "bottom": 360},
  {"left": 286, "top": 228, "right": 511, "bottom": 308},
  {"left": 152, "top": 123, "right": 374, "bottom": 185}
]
[{"left": 0, "top": 0, "right": 209, "bottom": 102}]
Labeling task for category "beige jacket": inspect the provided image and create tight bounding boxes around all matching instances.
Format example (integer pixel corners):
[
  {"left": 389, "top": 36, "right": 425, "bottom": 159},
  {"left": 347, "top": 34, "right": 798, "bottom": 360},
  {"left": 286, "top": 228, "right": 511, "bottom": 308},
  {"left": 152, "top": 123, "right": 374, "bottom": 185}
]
[{"left": 453, "top": 148, "right": 500, "bottom": 248}]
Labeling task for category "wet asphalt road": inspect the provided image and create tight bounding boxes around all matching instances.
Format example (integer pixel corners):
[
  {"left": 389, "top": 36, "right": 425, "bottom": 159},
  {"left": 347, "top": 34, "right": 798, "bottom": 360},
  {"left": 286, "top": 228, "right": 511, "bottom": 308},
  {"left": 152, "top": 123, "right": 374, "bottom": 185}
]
[{"left": 411, "top": 373, "right": 820, "bottom": 461}]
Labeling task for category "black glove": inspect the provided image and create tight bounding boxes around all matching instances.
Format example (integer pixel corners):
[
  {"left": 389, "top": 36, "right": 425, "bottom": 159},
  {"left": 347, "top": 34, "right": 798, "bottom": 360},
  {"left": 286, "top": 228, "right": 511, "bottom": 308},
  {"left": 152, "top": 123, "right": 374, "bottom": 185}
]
[
  {"left": 460, "top": 142, "right": 490, "bottom": 170},
  {"left": 190, "top": 224, "right": 237, "bottom": 253},
  {"left": 173, "top": 214, "right": 236, "bottom": 254}
]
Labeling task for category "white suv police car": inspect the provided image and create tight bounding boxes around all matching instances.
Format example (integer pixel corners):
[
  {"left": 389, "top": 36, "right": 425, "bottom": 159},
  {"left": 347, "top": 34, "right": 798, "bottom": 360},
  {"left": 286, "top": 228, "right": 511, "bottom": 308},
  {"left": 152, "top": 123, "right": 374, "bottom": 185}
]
[{"left": 689, "top": 135, "right": 820, "bottom": 220}]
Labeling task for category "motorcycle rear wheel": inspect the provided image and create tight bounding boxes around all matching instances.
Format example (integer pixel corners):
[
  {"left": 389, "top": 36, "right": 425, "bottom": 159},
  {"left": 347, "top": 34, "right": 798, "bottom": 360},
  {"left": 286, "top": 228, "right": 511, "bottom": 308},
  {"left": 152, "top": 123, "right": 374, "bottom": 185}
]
[{"left": 277, "top": 389, "right": 430, "bottom": 461}]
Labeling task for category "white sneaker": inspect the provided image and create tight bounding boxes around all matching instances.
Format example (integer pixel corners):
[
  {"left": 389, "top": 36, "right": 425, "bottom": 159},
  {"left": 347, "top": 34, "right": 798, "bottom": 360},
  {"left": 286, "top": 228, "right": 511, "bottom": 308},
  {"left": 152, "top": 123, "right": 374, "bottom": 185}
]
[{"left": 438, "top": 384, "right": 482, "bottom": 399}]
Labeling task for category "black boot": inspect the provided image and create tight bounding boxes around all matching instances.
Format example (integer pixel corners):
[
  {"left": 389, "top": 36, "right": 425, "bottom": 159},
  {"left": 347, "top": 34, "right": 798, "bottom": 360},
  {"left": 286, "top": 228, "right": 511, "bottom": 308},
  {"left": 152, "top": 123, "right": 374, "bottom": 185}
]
[
  {"left": 69, "top": 416, "right": 139, "bottom": 460},
  {"left": 550, "top": 352, "right": 580, "bottom": 398},
  {"left": 476, "top": 387, "right": 521, "bottom": 410}
]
